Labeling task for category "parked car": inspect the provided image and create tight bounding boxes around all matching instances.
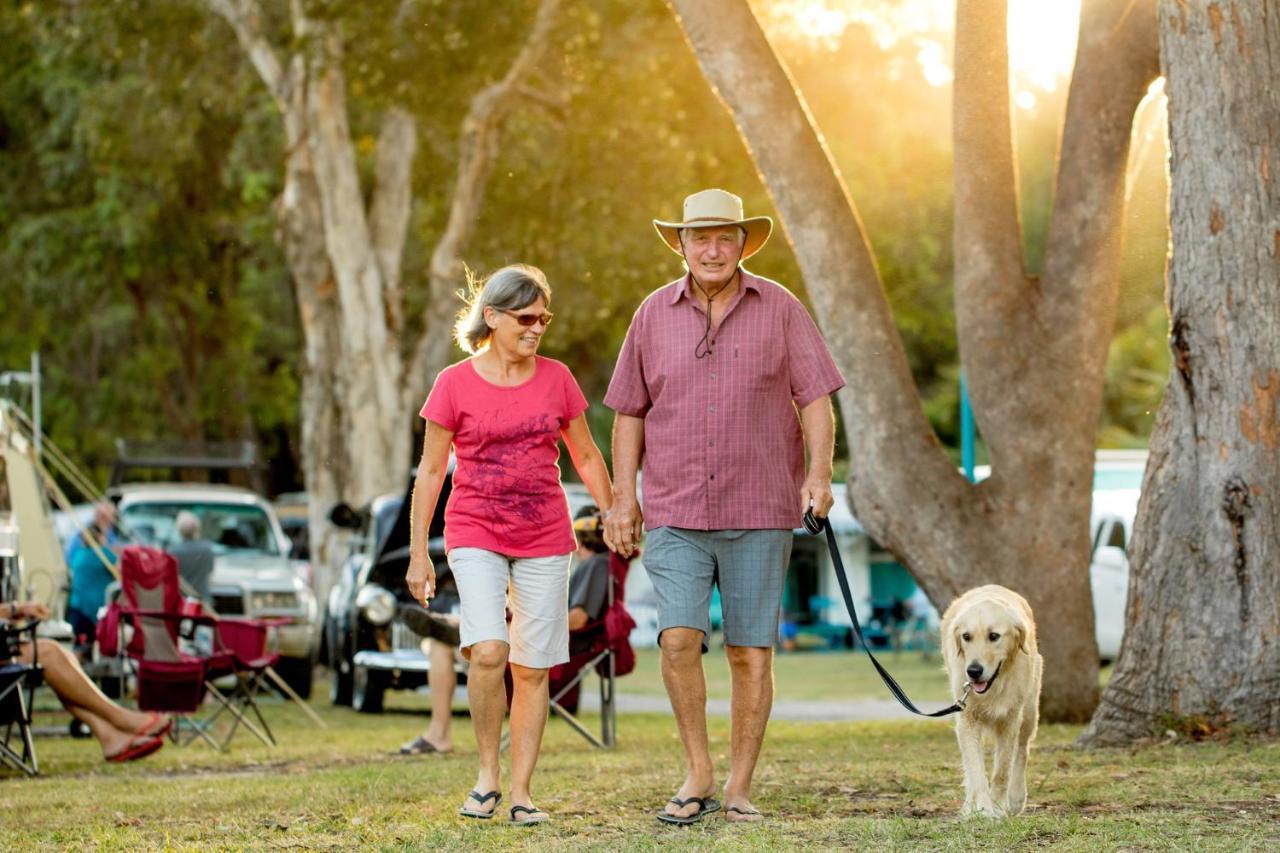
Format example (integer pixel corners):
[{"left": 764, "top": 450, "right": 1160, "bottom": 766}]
[
  {"left": 1089, "top": 487, "right": 1139, "bottom": 662},
  {"left": 324, "top": 474, "right": 601, "bottom": 713},
  {"left": 323, "top": 474, "right": 452, "bottom": 712},
  {"left": 109, "top": 483, "right": 322, "bottom": 697}
]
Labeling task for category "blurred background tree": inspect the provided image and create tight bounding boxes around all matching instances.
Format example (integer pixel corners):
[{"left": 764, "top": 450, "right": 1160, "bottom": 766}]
[{"left": 0, "top": 0, "right": 1170, "bottom": 492}]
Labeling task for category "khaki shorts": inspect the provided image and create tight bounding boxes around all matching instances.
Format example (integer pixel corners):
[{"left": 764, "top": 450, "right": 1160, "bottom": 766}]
[{"left": 448, "top": 547, "right": 572, "bottom": 669}]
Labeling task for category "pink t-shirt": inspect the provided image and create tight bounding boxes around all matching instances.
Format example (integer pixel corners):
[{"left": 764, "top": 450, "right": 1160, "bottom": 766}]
[{"left": 420, "top": 356, "right": 588, "bottom": 557}]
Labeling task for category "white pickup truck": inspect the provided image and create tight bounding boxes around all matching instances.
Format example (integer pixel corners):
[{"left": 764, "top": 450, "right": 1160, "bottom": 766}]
[{"left": 110, "top": 483, "right": 321, "bottom": 697}]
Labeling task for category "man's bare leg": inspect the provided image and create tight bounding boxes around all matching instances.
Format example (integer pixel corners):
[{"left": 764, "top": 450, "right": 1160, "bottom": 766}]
[
  {"left": 722, "top": 644, "right": 773, "bottom": 822},
  {"left": 660, "top": 627, "right": 717, "bottom": 819},
  {"left": 423, "top": 639, "right": 456, "bottom": 751}
]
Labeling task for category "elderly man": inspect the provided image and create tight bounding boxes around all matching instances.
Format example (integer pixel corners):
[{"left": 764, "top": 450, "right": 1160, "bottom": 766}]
[
  {"left": 605, "top": 189, "right": 845, "bottom": 824},
  {"left": 168, "top": 510, "right": 214, "bottom": 603}
]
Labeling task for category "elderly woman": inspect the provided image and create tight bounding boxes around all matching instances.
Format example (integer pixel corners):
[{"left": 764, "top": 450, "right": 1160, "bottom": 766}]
[{"left": 406, "top": 264, "right": 614, "bottom": 826}]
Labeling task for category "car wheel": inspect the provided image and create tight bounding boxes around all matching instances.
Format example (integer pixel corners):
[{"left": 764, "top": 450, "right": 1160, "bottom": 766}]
[
  {"left": 352, "top": 664, "right": 386, "bottom": 714},
  {"left": 275, "top": 654, "right": 316, "bottom": 700},
  {"left": 330, "top": 657, "right": 354, "bottom": 706}
]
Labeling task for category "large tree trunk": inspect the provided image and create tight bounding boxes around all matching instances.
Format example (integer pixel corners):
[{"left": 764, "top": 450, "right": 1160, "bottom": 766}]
[
  {"left": 1080, "top": 0, "right": 1280, "bottom": 745},
  {"left": 665, "top": 0, "right": 1156, "bottom": 720},
  {"left": 209, "top": 0, "right": 564, "bottom": 599}
]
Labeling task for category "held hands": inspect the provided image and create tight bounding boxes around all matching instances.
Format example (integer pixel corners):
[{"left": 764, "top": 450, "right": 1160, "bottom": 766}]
[
  {"left": 604, "top": 498, "right": 643, "bottom": 558},
  {"left": 800, "top": 475, "right": 835, "bottom": 519},
  {"left": 406, "top": 554, "right": 437, "bottom": 606}
]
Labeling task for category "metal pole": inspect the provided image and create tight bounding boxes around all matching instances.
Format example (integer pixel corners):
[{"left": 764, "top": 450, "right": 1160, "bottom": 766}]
[
  {"left": 960, "top": 371, "right": 975, "bottom": 482},
  {"left": 31, "top": 351, "right": 41, "bottom": 460}
]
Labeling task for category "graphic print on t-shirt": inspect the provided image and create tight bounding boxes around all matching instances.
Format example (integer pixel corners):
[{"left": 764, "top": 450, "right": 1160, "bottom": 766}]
[{"left": 461, "top": 409, "right": 561, "bottom": 538}]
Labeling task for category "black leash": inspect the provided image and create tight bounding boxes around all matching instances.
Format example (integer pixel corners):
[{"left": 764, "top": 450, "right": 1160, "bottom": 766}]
[{"left": 803, "top": 509, "right": 969, "bottom": 718}]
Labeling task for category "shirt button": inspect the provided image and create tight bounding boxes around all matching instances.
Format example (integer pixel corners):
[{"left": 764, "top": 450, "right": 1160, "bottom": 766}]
[
  {"left": 708, "top": 440, "right": 714, "bottom": 447},
  {"left": 709, "top": 474, "right": 715, "bottom": 480},
  {"left": 709, "top": 405, "right": 716, "bottom": 412},
  {"left": 710, "top": 372, "right": 717, "bottom": 379}
]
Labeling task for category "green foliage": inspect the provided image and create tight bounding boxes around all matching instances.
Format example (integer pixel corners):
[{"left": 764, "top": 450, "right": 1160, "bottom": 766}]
[
  {"left": 0, "top": 0, "right": 1173, "bottom": 489},
  {"left": 0, "top": 1, "right": 297, "bottom": 487}
]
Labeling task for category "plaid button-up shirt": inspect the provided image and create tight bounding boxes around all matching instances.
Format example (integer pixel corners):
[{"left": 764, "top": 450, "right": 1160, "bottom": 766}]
[{"left": 605, "top": 270, "right": 845, "bottom": 531}]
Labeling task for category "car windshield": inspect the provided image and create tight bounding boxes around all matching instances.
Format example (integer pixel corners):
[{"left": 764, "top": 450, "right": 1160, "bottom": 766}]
[
  {"left": 121, "top": 501, "right": 281, "bottom": 556},
  {"left": 373, "top": 498, "right": 403, "bottom": 551}
]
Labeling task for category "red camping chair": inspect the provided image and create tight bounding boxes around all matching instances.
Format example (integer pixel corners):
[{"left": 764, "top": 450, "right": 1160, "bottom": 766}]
[
  {"left": 504, "top": 553, "right": 636, "bottom": 749},
  {"left": 108, "top": 546, "right": 273, "bottom": 750},
  {"left": 195, "top": 602, "right": 284, "bottom": 748}
]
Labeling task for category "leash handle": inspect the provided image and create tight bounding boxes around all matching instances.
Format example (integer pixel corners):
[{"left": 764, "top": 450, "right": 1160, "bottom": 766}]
[{"left": 803, "top": 509, "right": 965, "bottom": 718}]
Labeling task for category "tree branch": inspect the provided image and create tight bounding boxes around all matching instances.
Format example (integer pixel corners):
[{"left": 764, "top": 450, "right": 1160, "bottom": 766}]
[
  {"left": 951, "top": 0, "right": 1029, "bottom": 409},
  {"left": 1041, "top": 0, "right": 1160, "bottom": 368},
  {"left": 367, "top": 107, "right": 418, "bottom": 337},
  {"left": 205, "top": 0, "right": 287, "bottom": 109},
  {"left": 663, "top": 0, "right": 974, "bottom": 597},
  {"left": 405, "top": 0, "right": 564, "bottom": 399}
]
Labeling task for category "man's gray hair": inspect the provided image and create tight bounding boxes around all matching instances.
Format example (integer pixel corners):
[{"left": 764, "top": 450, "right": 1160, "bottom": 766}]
[
  {"left": 175, "top": 510, "right": 201, "bottom": 541},
  {"left": 453, "top": 264, "right": 553, "bottom": 355}
]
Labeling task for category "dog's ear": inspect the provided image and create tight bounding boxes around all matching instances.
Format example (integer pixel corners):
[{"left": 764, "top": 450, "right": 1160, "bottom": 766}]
[
  {"left": 950, "top": 625, "right": 965, "bottom": 661},
  {"left": 1010, "top": 610, "right": 1030, "bottom": 655}
]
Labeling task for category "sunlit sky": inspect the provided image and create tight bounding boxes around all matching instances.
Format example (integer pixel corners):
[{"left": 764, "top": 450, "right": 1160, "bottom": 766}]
[{"left": 764, "top": 0, "right": 1083, "bottom": 110}]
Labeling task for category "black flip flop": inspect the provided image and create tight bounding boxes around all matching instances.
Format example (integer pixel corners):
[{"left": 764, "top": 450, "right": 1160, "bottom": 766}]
[
  {"left": 508, "top": 804, "right": 550, "bottom": 826},
  {"left": 397, "top": 735, "right": 443, "bottom": 756},
  {"left": 724, "top": 805, "right": 763, "bottom": 822},
  {"left": 656, "top": 795, "right": 722, "bottom": 825},
  {"left": 458, "top": 790, "right": 502, "bottom": 819}
]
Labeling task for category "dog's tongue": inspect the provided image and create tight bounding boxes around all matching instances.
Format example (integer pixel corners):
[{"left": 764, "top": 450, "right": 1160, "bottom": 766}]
[{"left": 972, "top": 680, "right": 990, "bottom": 694}]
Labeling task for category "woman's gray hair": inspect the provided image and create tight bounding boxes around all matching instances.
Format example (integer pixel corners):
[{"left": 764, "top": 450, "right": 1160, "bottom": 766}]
[{"left": 454, "top": 264, "right": 553, "bottom": 354}]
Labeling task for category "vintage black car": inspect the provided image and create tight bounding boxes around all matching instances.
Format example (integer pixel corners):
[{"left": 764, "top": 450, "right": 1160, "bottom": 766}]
[{"left": 322, "top": 473, "right": 460, "bottom": 712}]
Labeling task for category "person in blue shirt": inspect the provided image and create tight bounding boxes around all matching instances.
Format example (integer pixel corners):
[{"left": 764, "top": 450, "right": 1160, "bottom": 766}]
[{"left": 65, "top": 502, "right": 120, "bottom": 655}]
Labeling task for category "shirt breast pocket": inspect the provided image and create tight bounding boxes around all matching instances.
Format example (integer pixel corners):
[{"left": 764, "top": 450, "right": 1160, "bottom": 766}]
[{"left": 734, "top": 341, "right": 786, "bottom": 391}]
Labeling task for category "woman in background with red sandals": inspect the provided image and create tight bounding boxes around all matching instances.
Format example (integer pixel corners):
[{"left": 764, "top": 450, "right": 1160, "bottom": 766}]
[{"left": 3, "top": 600, "right": 172, "bottom": 762}]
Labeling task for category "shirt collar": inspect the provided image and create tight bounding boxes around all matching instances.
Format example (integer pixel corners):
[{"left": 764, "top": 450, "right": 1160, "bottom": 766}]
[{"left": 669, "top": 268, "right": 760, "bottom": 305}]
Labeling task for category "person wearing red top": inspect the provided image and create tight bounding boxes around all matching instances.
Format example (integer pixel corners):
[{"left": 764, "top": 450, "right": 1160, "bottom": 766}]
[
  {"left": 605, "top": 189, "right": 845, "bottom": 824},
  {"left": 406, "top": 264, "right": 614, "bottom": 826}
]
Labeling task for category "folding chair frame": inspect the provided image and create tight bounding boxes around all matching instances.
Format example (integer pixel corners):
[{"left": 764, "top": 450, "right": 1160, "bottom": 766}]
[{"left": 0, "top": 621, "right": 42, "bottom": 776}]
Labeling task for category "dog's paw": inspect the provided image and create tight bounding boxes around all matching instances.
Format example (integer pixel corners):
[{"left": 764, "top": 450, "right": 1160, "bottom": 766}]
[
  {"left": 1002, "top": 795, "right": 1027, "bottom": 816},
  {"left": 960, "top": 797, "right": 1003, "bottom": 819}
]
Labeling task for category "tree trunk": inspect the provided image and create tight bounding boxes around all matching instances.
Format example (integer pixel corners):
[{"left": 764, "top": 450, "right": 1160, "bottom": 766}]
[
  {"left": 209, "top": 0, "right": 564, "bottom": 598},
  {"left": 664, "top": 0, "right": 1157, "bottom": 720},
  {"left": 1079, "top": 0, "right": 1280, "bottom": 745}
]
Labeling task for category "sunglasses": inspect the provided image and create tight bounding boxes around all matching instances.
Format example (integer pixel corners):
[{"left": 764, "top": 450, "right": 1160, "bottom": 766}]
[{"left": 501, "top": 309, "right": 554, "bottom": 327}]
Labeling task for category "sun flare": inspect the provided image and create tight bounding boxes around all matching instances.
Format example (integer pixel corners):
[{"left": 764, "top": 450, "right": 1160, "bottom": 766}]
[{"left": 767, "top": 0, "right": 1082, "bottom": 97}]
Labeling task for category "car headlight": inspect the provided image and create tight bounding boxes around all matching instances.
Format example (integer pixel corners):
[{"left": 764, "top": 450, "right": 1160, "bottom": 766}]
[
  {"left": 250, "top": 591, "right": 299, "bottom": 612},
  {"left": 356, "top": 585, "right": 397, "bottom": 626}
]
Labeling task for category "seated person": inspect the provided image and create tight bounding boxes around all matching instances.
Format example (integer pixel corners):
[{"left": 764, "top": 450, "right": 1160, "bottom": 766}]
[
  {"left": 167, "top": 511, "right": 214, "bottom": 603},
  {"left": 66, "top": 524, "right": 120, "bottom": 656},
  {"left": 395, "top": 569, "right": 461, "bottom": 755},
  {"left": 2, "top": 601, "right": 171, "bottom": 762},
  {"left": 394, "top": 505, "right": 616, "bottom": 753}
]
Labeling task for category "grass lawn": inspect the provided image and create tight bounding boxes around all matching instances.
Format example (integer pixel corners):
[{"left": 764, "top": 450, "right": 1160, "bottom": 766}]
[{"left": 4, "top": 667, "right": 1277, "bottom": 850}]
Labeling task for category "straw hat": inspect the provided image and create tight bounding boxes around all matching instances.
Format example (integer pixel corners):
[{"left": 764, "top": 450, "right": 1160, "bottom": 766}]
[{"left": 653, "top": 189, "right": 773, "bottom": 260}]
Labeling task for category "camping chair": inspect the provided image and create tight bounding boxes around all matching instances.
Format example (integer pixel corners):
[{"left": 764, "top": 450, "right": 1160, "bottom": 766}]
[
  {"left": 110, "top": 545, "right": 268, "bottom": 750},
  {"left": 187, "top": 602, "right": 283, "bottom": 749},
  {"left": 0, "top": 619, "right": 42, "bottom": 776},
  {"left": 502, "top": 553, "right": 636, "bottom": 750},
  {"left": 549, "top": 552, "right": 635, "bottom": 748}
]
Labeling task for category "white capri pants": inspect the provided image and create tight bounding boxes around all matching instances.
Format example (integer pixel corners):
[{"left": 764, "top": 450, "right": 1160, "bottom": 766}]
[{"left": 448, "top": 547, "right": 573, "bottom": 669}]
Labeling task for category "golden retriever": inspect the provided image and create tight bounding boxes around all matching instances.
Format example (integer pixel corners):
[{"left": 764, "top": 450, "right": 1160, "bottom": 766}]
[{"left": 940, "top": 584, "right": 1042, "bottom": 817}]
